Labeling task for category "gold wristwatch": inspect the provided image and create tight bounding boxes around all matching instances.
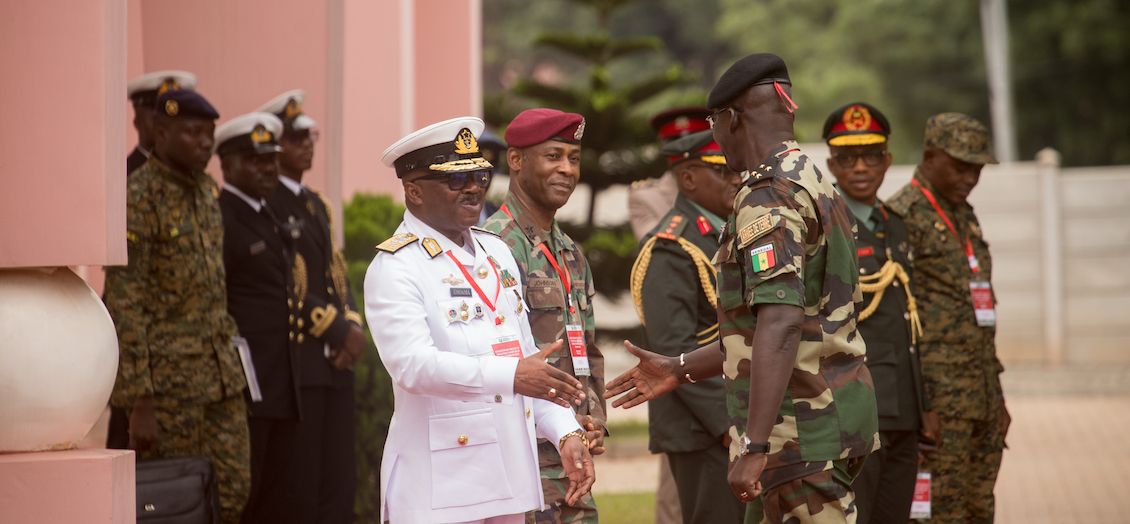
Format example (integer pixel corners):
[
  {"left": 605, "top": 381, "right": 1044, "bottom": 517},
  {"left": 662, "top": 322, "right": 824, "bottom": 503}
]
[{"left": 559, "top": 429, "right": 590, "bottom": 450}]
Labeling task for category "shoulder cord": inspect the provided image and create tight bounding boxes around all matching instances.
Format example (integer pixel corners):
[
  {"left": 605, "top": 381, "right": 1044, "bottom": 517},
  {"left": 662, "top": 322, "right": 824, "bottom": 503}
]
[
  {"left": 857, "top": 256, "right": 924, "bottom": 344},
  {"left": 630, "top": 236, "right": 718, "bottom": 326}
]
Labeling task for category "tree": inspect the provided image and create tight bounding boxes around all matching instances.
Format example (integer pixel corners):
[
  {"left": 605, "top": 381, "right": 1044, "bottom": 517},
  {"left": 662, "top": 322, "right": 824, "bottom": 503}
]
[{"left": 485, "top": 0, "right": 693, "bottom": 227}]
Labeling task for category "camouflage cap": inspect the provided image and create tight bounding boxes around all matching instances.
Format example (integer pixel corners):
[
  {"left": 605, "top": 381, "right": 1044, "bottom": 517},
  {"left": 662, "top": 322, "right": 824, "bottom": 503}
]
[{"left": 923, "top": 112, "right": 997, "bottom": 165}]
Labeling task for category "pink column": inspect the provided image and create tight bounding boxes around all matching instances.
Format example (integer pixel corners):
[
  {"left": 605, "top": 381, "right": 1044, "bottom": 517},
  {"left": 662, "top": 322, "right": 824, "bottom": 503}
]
[{"left": 0, "top": 0, "right": 127, "bottom": 268}]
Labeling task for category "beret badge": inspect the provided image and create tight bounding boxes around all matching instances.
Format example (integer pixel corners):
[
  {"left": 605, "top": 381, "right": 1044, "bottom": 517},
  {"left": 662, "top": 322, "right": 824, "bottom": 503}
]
[{"left": 165, "top": 99, "right": 179, "bottom": 117}]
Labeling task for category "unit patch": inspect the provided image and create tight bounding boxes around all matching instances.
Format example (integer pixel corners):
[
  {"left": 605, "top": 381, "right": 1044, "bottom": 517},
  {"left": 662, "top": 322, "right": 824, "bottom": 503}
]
[{"left": 738, "top": 214, "right": 778, "bottom": 247}]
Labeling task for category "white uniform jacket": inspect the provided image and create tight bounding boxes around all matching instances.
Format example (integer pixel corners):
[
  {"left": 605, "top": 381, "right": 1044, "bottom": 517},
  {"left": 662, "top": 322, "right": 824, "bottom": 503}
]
[{"left": 364, "top": 209, "right": 582, "bottom": 524}]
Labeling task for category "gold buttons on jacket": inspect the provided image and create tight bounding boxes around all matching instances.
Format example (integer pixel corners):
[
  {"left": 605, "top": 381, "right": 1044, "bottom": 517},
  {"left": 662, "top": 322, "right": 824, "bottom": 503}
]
[
  {"left": 297, "top": 334, "right": 305, "bottom": 343},
  {"left": 297, "top": 318, "right": 305, "bottom": 329},
  {"left": 494, "top": 394, "right": 503, "bottom": 403},
  {"left": 458, "top": 435, "right": 469, "bottom": 446},
  {"left": 289, "top": 315, "right": 295, "bottom": 325},
  {"left": 526, "top": 408, "right": 532, "bottom": 419},
  {"left": 477, "top": 267, "right": 489, "bottom": 279}
]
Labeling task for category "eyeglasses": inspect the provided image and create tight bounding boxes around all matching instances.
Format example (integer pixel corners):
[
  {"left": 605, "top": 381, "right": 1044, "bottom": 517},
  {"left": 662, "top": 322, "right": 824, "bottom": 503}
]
[
  {"left": 410, "top": 170, "right": 493, "bottom": 191},
  {"left": 831, "top": 152, "right": 887, "bottom": 168},
  {"left": 707, "top": 106, "right": 743, "bottom": 129}
]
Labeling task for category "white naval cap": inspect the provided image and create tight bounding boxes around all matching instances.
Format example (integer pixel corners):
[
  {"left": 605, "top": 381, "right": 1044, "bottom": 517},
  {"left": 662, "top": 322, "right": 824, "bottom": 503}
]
[
  {"left": 381, "top": 117, "right": 491, "bottom": 178},
  {"left": 214, "top": 112, "right": 284, "bottom": 157},
  {"left": 257, "top": 89, "right": 317, "bottom": 131},
  {"left": 127, "top": 70, "right": 197, "bottom": 99}
]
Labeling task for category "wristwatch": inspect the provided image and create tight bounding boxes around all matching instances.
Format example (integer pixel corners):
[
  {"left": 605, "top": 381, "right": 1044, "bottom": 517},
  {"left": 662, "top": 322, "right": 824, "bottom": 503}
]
[
  {"left": 737, "top": 434, "right": 770, "bottom": 456},
  {"left": 559, "top": 429, "right": 590, "bottom": 450}
]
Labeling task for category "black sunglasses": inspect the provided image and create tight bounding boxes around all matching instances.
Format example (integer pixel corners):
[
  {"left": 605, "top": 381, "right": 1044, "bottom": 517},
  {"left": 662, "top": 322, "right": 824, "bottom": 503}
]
[
  {"left": 411, "top": 170, "right": 493, "bottom": 191},
  {"left": 831, "top": 152, "right": 887, "bottom": 168}
]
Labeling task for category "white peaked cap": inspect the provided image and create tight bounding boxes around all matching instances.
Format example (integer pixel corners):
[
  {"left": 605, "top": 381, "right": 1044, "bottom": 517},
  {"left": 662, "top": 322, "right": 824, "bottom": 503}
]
[
  {"left": 127, "top": 70, "right": 197, "bottom": 97},
  {"left": 214, "top": 112, "right": 284, "bottom": 155},
  {"left": 380, "top": 117, "right": 485, "bottom": 167}
]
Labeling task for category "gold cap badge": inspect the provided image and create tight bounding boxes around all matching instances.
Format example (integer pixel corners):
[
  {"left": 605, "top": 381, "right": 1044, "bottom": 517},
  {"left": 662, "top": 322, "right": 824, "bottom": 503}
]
[
  {"left": 453, "top": 128, "right": 479, "bottom": 154},
  {"left": 842, "top": 105, "right": 872, "bottom": 131},
  {"left": 165, "top": 99, "right": 179, "bottom": 116},
  {"left": 250, "top": 124, "right": 272, "bottom": 144},
  {"left": 156, "top": 78, "right": 180, "bottom": 96},
  {"left": 284, "top": 98, "right": 302, "bottom": 118}
]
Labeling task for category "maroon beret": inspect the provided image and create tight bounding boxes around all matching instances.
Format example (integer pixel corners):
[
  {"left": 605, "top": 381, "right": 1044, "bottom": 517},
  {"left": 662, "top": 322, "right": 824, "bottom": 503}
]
[{"left": 504, "top": 108, "right": 585, "bottom": 148}]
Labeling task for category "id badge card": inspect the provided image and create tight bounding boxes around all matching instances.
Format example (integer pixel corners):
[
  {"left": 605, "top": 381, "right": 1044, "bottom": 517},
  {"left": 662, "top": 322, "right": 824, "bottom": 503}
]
[
  {"left": 969, "top": 280, "right": 996, "bottom": 327},
  {"left": 566, "top": 323, "right": 590, "bottom": 376},
  {"left": 910, "top": 471, "right": 931, "bottom": 519},
  {"left": 491, "top": 334, "right": 522, "bottom": 358}
]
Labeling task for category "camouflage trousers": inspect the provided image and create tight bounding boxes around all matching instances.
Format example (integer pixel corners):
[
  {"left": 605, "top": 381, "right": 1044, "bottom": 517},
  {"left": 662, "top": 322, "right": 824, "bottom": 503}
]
[
  {"left": 141, "top": 395, "right": 250, "bottom": 524},
  {"left": 918, "top": 353, "right": 1006, "bottom": 523},
  {"left": 753, "top": 457, "right": 864, "bottom": 524},
  {"left": 526, "top": 441, "right": 598, "bottom": 524},
  {"left": 918, "top": 416, "right": 1004, "bottom": 523}
]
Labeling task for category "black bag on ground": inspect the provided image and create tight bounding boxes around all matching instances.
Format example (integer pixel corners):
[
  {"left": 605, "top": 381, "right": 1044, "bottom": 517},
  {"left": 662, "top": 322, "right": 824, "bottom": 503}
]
[{"left": 135, "top": 456, "right": 221, "bottom": 523}]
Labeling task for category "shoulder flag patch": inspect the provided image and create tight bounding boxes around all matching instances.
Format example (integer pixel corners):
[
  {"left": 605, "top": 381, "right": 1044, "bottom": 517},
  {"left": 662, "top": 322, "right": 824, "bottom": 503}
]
[
  {"left": 738, "top": 214, "right": 778, "bottom": 247},
  {"left": 749, "top": 243, "right": 777, "bottom": 272},
  {"left": 376, "top": 233, "right": 419, "bottom": 254}
]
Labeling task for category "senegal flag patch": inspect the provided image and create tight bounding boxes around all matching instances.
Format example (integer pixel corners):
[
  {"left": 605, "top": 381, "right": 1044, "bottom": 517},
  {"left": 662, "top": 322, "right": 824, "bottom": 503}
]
[{"left": 750, "top": 243, "right": 777, "bottom": 272}]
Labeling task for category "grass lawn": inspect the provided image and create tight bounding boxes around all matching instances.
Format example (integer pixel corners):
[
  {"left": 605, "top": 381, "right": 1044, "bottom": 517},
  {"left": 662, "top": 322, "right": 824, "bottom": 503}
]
[{"left": 595, "top": 491, "right": 656, "bottom": 524}]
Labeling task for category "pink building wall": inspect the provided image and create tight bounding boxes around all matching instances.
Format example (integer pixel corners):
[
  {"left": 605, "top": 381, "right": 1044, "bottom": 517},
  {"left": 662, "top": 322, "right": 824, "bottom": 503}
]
[{"left": 1, "top": 0, "right": 481, "bottom": 274}]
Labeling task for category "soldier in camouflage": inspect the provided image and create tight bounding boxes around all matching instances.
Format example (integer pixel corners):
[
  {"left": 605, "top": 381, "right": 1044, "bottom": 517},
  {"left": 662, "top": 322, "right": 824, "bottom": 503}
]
[
  {"left": 608, "top": 53, "right": 879, "bottom": 524},
  {"left": 482, "top": 108, "right": 606, "bottom": 524},
  {"left": 104, "top": 89, "right": 250, "bottom": 523},
  {"left": 887, "top": 113, "right": 1010, "bottom": 523}
]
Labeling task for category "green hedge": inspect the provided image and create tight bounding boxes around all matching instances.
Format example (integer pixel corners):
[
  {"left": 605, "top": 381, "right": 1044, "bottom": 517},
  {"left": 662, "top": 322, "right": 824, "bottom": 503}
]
[{"left": 345, "top": 193, "right": 403, "bottom": 523}]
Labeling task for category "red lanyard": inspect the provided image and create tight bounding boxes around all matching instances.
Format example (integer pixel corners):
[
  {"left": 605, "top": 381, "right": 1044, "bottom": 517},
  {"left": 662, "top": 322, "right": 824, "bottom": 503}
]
[
  {"left": 912, "top": 178, "right": 980, "bottom": 273},
  {"left": 502, "top": 204, "right": 575, "bottom": 313},
  {"left": 445, "top": 250, "right": 502, "bottom": 319}
]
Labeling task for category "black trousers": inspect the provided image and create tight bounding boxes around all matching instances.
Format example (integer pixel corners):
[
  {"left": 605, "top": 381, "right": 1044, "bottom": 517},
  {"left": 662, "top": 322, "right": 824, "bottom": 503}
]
[
  {"left": 667, "top": 446, "right": 746, "bottom": 524},
  {"left": 852, "top": 429, "right": 919, "bottom": 524},
  {"left": 242, "top": 385, "right": 356, "bottom": 524}
]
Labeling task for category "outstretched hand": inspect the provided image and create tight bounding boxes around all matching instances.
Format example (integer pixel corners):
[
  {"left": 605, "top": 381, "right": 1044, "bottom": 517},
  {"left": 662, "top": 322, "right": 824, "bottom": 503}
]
[
  {"left": 515, "top": 340, "right": 585, "bottom": 409},
  {"left": 606, "top": 340, "right": 680, "bottom": 409}
]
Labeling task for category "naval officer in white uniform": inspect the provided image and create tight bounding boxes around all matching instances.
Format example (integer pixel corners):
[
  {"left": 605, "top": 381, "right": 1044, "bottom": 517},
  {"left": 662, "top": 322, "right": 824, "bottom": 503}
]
[{"left": 365, "top": 117, "right": 596, "bottom": 524}]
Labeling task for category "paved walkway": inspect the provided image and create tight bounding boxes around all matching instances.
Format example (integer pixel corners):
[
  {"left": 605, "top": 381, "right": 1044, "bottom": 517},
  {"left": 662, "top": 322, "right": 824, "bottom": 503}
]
[{"left": 593, "top": 360, "right": 1130, "bottom": 523}]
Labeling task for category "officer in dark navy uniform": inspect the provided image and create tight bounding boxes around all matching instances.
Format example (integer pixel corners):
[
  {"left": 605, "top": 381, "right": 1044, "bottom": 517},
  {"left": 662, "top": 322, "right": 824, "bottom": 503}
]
[
  {"left": 629, "top": 130, "right": 744, "bottom": 524},
  {"left": 822, "top": 102, "right": 939, "bottom": 524},
  {"left": 258, "top": 90, "right": 364, "bottom": 523}
]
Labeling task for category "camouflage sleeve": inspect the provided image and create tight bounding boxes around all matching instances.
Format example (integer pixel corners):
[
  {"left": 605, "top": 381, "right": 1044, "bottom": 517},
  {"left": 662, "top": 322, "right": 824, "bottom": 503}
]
[
  {"left": 104, "top": 188, "right": 156, "bottom": 407},
  {"left": 734, "top": 180, "right": 812, "bottom": 308},
  {"left": 579, "top": 253, "right": 606, "bottom": 426}
]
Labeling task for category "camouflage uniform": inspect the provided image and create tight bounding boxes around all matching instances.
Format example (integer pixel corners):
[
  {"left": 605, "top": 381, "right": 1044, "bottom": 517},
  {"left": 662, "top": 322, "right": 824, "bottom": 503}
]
[
  {"left": 888, "top": 170, "right": 1005, "bottom": 524},
  {"left": 715, "top": 141, "right": 879, "bottom": 523},
  {"left": 482, "top": 194, "right": 604, "bottom": 524},
  {"left": 104, "top": 157, "right": 250, "bottom": 523}
]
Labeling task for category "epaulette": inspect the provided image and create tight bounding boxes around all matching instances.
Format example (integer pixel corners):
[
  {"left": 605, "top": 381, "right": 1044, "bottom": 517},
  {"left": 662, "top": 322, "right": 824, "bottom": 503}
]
[
  {"left": 471, "top": 226, "right": 501, "bottom": 238},
  {"left": 654, "top": 213, "right": 688, "bottom": 240},
  {"left": 375, "top": 233, "right": 419, "bottom": 254}
]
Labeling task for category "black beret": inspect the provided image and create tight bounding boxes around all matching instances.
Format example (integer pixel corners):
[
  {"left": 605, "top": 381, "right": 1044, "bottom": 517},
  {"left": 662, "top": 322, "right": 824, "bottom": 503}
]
[
  {"left": 155, "top": 89, "right": 220, "bottom": 121},
  {"left": 707, "top": 53, "right": 791, "bottom": 109}
]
